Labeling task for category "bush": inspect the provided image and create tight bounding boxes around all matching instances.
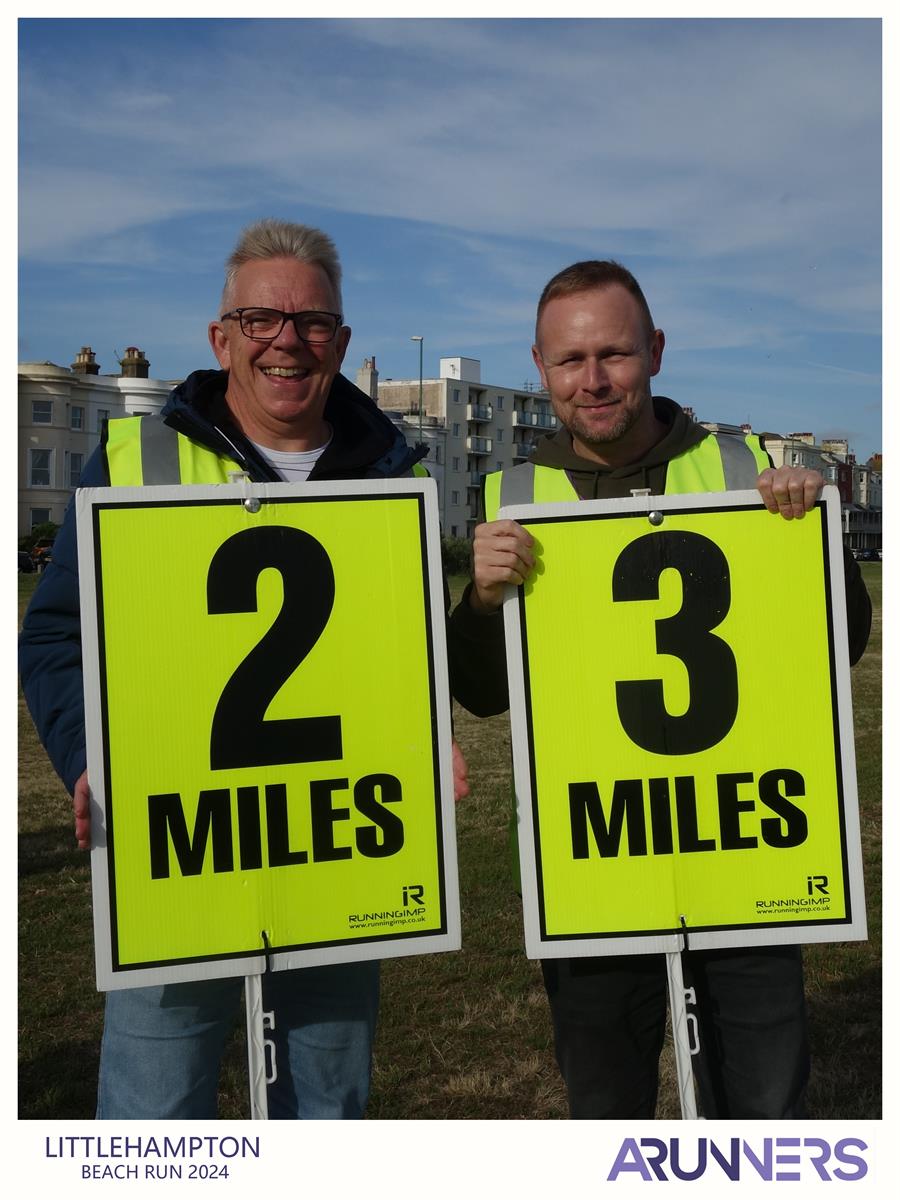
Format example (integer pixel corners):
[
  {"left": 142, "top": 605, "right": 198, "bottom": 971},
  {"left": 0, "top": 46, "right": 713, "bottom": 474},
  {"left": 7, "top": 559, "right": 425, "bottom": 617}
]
[
  {"left": 441, "top": 535, "right": 472, "bottom": 577},
  {"left": 19, "top": 521, "right": 59, "bottom": 553}
]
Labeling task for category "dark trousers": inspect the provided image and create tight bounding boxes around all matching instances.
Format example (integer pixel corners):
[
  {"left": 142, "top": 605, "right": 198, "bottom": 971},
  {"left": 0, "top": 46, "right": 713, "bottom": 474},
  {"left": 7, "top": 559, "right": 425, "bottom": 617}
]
[{"left": 541, "top": 945, "right": 809, "bottom": 1119}]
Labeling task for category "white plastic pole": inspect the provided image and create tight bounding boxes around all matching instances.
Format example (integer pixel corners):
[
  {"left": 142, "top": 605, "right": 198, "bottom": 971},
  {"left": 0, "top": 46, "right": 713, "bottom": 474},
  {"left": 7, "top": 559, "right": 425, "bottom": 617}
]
[
  {"left": 245, "top": 974, "right": 269, "bottom": 1120},
  {"left": 665, "top": 951, "right": 698, "bottom": 1120}
]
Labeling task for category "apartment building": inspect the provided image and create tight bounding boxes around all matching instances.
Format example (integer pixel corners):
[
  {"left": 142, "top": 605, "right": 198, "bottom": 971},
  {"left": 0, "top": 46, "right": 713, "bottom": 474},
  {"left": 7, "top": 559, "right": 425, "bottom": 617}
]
[
  {"left": 761, "top": 432, "right": 882, "bottom": 553},
  {"left": 18, "top": 347, "right": 177, "bottom": 536},
  {"left": 363, "top": 356, "right": 558, "bottom": 537}
]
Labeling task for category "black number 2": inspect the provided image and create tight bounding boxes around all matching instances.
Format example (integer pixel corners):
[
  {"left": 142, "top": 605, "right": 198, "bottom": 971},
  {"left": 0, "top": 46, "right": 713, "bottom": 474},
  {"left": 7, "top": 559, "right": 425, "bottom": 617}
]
[
  {"left": 207, "top": 525, "right": 342, "bottom": 770},
  {"left": 612, "top": 529, "right": 739, "bottom": 755}
]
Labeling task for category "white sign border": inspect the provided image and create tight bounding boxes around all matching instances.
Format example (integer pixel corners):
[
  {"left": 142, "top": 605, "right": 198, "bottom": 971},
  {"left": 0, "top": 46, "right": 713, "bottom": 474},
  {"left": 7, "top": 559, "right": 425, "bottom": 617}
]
[
  {"left": 76, "top": 476, "right": 461, "bottom": 990},
  {"left": 501, "top": 485, "right": 867, "bottom": 959}
]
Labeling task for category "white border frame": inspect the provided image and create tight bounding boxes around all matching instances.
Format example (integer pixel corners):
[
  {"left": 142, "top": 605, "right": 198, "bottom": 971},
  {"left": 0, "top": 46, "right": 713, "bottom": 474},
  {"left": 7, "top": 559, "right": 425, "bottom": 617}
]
[
  {"left": 77, "top": 477, "right": 461, "bottom": 990},
  {"left": 501, "top": 485, "right": 867, "bottom": 958}
]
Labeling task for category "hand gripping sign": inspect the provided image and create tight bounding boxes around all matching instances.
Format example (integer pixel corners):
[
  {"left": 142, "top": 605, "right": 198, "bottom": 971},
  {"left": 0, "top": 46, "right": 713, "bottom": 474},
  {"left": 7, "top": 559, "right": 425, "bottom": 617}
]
[
  {"left": 501, "top": 486, "right": 866, "bottom": 959},
  {"left": 77, "top": 478, "right": 460, "bottom": 990}
]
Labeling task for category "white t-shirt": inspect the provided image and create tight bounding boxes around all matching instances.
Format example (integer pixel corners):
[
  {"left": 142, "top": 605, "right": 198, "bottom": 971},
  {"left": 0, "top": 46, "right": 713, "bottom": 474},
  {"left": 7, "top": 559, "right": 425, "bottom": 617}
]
[{"left": 249, "top": 430, "right": 333, "bottom": 482}]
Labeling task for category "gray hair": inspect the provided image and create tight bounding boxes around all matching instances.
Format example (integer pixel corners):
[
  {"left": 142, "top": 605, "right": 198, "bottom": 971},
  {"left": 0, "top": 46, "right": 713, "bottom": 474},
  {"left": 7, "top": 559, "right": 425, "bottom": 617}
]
[{"left": 221, "top": 218, "right": 343, "bottom": 312}]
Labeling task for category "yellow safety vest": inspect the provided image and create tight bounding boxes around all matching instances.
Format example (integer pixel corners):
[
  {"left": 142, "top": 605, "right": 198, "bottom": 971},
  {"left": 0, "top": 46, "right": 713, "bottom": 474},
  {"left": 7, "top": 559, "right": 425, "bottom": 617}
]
[
  {"left": 105, "top": 415, "right": 430, "bottom": 485},
  {"left": 483, "top": 431, "right": 770, "bottom": 520}
]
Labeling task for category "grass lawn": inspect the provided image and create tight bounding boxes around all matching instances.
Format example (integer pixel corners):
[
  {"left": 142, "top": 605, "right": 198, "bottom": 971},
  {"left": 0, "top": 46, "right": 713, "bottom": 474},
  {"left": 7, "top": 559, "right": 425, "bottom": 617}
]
[{"left": 18, "top": 564, "right": 881, "bottom": 1119}]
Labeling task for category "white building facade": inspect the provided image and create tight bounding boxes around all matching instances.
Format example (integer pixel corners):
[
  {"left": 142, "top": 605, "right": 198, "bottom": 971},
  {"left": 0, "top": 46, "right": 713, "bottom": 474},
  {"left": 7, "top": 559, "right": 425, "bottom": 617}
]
[
  {"left": 760, "top": 432, "right": 882, "bottom": 553},
  {"left": 367, "top": 356, "right": 558, "bottom": 537},
  {"left": 18, "top": 349, "right": 178, "bottom": 536}
]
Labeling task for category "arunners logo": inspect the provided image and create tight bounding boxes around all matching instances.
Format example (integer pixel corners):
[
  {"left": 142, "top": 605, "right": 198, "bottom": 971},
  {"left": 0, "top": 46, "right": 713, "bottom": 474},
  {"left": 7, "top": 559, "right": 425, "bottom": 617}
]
[
  {"left": 756, "top": 873, "right": 832, "bottom": 914},
  {"left": 347, "top": 885, "right": 428, "bottom": 930},
  {"left": 607, "top": 1137, "right": 868, "bottom": 1182}
]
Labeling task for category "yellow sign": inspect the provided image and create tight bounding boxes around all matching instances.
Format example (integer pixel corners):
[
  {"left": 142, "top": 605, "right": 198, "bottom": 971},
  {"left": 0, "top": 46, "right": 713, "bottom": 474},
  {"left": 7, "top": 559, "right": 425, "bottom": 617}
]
[
  {"left": 503, "top": 489, "right": 866, "bottom": 956},
  {"left": 78, "top": 481, "right": 459, "bottom": 988}
]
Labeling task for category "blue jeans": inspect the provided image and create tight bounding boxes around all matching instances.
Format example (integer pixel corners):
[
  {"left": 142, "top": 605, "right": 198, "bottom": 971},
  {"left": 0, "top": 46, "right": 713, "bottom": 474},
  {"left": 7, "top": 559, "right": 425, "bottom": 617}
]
[
  {"left": 97, "top": 961, "right": 379, "bottom": 1119},
  {"left": 541, "top": 945, "right": 809, "bottom": 1119}
]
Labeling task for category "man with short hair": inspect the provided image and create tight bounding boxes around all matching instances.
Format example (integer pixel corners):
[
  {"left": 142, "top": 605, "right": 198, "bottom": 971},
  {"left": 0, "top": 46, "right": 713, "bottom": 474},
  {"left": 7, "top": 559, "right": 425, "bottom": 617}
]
[
  {"left": 448, "top": 259, "right": 871, "bottom": 1119},
  {"left": 20, "top": 217, "right": 466, "bottom": 1119}
]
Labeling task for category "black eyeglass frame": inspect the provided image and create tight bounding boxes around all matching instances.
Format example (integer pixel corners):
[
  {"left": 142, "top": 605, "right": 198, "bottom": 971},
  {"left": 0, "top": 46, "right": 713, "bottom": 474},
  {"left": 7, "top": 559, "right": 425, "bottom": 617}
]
[{"left": 219, "top": 308, "right": 344, "bottom": 343}]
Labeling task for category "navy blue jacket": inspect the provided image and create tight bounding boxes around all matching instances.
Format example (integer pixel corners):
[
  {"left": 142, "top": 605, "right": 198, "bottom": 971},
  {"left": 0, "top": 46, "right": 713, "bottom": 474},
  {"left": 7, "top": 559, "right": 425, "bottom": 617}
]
[{"left": 19, "top": 369, "right": 427, "bottom": 794}]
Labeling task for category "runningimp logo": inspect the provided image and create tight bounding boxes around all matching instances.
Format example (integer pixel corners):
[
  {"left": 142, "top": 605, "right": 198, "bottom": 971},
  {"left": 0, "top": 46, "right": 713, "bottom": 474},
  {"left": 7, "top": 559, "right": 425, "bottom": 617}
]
[
  {"left": 402, "top": 884, "right": 425, "bottom": 909},
  {"left": 808, "top": 874, "right": 829, "bottom": 895},
  {"left": 606, "top": 1137, "right": 868, "bottom": 1182}
]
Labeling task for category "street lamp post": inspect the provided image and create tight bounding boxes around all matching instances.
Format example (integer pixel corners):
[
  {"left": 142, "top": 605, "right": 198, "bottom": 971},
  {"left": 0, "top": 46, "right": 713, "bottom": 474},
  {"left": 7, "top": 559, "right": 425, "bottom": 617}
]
[{"left": 411, "top": 335, "right": 424, "bottom": 445}]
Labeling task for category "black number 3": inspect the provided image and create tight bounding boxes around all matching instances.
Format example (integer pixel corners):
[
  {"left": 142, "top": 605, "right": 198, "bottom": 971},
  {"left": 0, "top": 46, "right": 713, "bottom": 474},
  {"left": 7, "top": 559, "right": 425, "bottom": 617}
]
[
  {"left": 612, "top": 529, "right": 739, "bottom": 755},
  {"left": 207, "top": 525, "right": 342, "bottom": 770}
]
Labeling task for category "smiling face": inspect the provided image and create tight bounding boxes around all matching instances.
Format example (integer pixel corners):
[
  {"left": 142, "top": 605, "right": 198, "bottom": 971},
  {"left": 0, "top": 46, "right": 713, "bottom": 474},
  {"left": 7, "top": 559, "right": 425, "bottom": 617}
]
[
  {"left": 532, "top": 284, "right": 666, "bottom": 467},
  {"left": 208, "top": 256, "right": 350, "bottom": 451}
]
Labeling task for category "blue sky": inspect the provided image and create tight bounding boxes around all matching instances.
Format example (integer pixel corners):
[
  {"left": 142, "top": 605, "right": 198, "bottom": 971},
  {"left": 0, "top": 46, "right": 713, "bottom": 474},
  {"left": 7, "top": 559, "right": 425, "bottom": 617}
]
[{"left": 19, "top": 16, "right": 882, "bottom": 460}]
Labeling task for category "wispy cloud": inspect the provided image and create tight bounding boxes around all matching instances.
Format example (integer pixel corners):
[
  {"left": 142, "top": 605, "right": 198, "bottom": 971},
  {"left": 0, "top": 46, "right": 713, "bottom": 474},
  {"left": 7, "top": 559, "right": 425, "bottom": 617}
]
[{"left": 18, "top": 17, "right": 882, "bottom": 457}]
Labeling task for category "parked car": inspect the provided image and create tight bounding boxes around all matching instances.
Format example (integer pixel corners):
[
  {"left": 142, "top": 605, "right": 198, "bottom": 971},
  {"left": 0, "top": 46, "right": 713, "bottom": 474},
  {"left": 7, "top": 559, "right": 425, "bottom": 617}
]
[
  {"left": 31, "top": 538, "right": 54, "bottom": 569},
  {"left": 18, "top": 550, "right": 35, "bottom": 573},
  {"left": 857, "top": 549, "right": 878, "bottom": 562}
]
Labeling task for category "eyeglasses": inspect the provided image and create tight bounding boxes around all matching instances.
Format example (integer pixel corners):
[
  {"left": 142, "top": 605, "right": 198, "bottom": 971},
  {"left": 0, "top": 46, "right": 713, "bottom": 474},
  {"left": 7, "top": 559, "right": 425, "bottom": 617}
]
[{"left": 219, "top": 308, "right": 343, "bottom": 343}]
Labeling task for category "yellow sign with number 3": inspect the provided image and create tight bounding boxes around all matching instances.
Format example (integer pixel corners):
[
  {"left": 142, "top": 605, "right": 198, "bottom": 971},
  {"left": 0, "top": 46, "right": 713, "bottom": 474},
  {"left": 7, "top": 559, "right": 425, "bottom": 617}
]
[{"left": 502, "top": 487, "right": 866, "bottom": 958}]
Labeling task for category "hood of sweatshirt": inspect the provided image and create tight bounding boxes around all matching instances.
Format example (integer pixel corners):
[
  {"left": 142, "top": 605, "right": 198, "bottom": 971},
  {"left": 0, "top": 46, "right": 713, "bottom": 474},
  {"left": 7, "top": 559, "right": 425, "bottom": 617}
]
[
  {"left": 531, "top": 395, "right": 709, "bottom": 500},
  {"left": 161, "top": 369, "right": 425, "bottom": 482}
]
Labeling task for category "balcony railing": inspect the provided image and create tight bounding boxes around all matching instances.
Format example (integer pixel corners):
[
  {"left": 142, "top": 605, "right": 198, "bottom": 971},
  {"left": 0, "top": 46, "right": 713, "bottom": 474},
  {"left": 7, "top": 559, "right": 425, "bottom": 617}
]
[
  {"left": 466, "top": 436, "right": 493, "bottom": 456},
  {"left": 467, "top": 404, "right": 493, "bottom": 423},
  {"left": 513, "top": 410, "right": 556, "bottom": 428}
]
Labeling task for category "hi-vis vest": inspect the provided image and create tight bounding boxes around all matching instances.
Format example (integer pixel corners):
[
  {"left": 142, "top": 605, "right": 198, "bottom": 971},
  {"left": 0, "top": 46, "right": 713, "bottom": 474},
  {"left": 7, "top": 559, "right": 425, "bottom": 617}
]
[
  {"left": 105, "top": 415, "right": 429, "bottom": 485},
  {"left": 483, "top": 431, "right": 770, "bottom": 519}
]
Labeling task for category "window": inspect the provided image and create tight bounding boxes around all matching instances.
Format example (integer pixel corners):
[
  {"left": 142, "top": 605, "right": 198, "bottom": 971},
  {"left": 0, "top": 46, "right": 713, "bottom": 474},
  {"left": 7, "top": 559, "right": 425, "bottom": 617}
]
[
  {"left": 497, "top": 429, "right": 503, "bottom": 442},
  {"left": 30, "top": 449, "right": 52, "bottom": 487},
  {"left": 496, "top": 395, "right": 504, "bottom": 409},
  {"left": 496, "top": 461, "right": 503, "bottom": 471},
  {"left": 433, "top": 445, "right": 441, "bottom": 464},
  {"left": 30, "top": 508, "right": 51, "bottom": 528},
  {"left": 451, "top": 491, "right": 460, "bottom": 505},
  {"left": 452, "top": 456, "right": 460, "bottom": 471},
  {"left": 71, "top": 405, "right": 85, "bottom": 430},
  {"left": 452, "top": 423, "right": 460, "bottom": 437},
  {"left": 453, "top": 389, "right": 460, "bottom": 404},
  {"left": 97, "top": 408, "right": 110, "bottom": 431},
  {"left": 451, "top": 526, "right": 458, "bottom": 537},
  {"left": 68, "top": 452, "right": 84, "bottom": 488},
  {"left": 32, "top": 400, "right": 52, "bottom": 424}
]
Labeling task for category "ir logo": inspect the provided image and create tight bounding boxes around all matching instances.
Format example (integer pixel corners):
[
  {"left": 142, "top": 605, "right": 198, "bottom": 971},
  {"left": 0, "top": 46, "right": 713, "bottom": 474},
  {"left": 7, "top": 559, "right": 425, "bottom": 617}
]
[
  {"left": 807, "top": 875, "right": 829, "bottom": 895},
  {"left": 402, "top": 884, "right": 425, "bottom": 908}
]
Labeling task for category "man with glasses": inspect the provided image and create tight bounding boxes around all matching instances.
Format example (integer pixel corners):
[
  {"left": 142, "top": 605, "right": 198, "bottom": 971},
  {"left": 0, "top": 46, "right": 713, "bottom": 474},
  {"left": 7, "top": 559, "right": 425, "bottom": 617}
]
[{"left": 20, "top": 218, "right": 466, "bottom": 1119}]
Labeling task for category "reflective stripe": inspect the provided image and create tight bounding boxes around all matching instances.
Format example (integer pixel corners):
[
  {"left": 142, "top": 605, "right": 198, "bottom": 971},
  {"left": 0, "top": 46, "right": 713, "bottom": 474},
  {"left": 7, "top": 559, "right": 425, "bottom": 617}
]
[
  {"left": 499, "top": 462, "right": 535, "bottom": 508},
  {"left": 483, "top": 430, "right": 767, "bottom": 518},
  {"left": 485, "top": 462, "right": 576, "bottom": 519},
  {"left": 107, "top": 415, "right": 240, "bottom": 486},
  {"left": 140, "top": 417, "right": 182, "bottom": 485},
  {"left": 716, "top": 433, "right": 766, "bottom": 490}
]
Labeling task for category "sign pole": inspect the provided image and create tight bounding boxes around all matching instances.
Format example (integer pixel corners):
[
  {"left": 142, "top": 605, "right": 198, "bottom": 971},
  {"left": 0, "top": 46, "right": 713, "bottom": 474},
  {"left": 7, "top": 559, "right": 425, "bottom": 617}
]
[
  {"left": 244, "top": 975, "right": 269, "bottom": 1120},
  {"left": 665, "top": 951, "right": 698, "bottom": 1119}
]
